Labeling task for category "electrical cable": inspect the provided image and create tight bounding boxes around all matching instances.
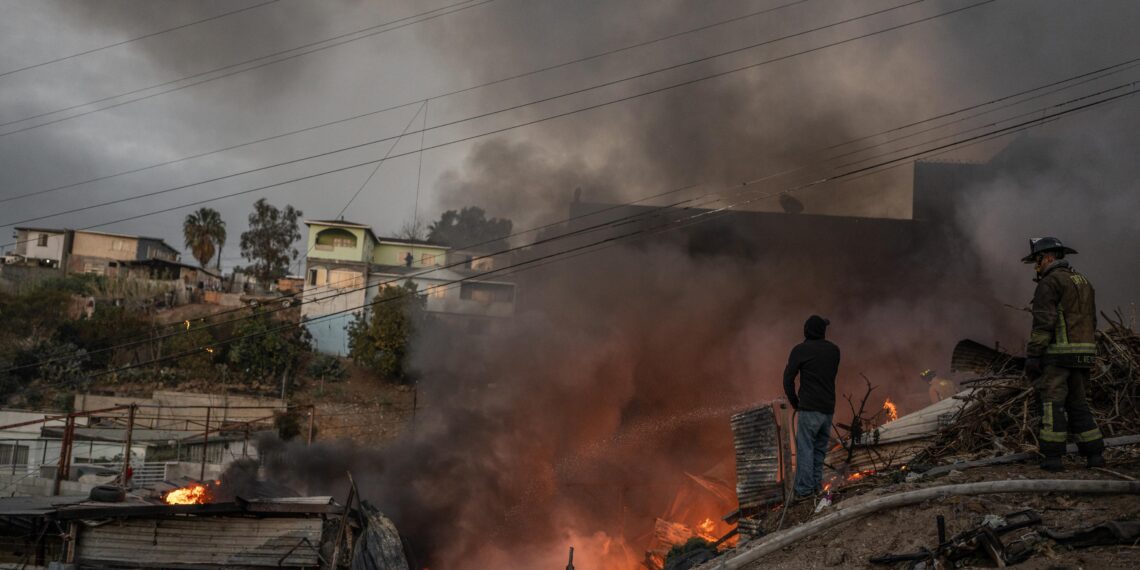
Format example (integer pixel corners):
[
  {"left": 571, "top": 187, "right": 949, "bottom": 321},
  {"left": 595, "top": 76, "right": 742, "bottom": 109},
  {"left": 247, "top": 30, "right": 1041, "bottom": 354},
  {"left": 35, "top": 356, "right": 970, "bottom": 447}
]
[
  {"left": 71, "top": 52, "right": 1140, "bottom": 342},
  {"left": 0, "top": 2, "right": 1103, "bottom": 367},
  {"left": 0, "top": 1, "right": 280, "bottom": 79},
  {"left": 0, "top": 0, "right": 493, "bottom": 135},
  {"left": 0, "top": 0, "right": 993, "bottom": 234},
  {"left": 6, "top": 68, "right": 1135, "bottom": 375},
  {"left": 64, "top": 81, "right": 1140, "bottom": 379},
  {"left": 0, "top": 0, "right": 814, "bottom": 206}
]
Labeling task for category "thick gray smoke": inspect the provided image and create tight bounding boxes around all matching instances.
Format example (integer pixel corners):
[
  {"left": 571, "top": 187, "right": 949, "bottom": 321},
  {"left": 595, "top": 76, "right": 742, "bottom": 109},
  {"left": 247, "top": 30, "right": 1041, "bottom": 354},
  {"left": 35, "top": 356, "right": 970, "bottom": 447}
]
[{"left": 245, "top": 1, "right": 1140, "bottom": 568}]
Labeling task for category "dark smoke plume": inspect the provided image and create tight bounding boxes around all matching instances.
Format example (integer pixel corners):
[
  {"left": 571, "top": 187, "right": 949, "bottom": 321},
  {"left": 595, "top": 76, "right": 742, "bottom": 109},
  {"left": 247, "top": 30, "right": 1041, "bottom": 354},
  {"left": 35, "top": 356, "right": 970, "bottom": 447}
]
[{"left": 249, "top": 2, "right": 1140, "bottom": 568}]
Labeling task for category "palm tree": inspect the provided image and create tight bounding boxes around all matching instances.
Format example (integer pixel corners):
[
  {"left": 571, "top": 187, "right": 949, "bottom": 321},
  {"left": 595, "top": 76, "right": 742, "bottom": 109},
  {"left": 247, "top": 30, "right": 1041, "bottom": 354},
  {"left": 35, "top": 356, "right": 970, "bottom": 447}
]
[{"left": 183, "top": 208, "right": 227, "bottom": 269}]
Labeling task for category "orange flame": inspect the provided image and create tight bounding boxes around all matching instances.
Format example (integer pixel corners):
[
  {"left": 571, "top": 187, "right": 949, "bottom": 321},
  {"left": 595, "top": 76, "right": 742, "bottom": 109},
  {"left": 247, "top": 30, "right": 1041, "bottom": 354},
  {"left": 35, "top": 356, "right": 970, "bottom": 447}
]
[
  {"left": 846, "top": 469, "right": 876, "bottom": 482},
  {"left": 882, "top": 398, "right": 899, "bottom": 422},
  {"left": 164, "top": 483, "right": 213, "bottom": 505},
  {"left": 696, "top": 518, "right": 716, "bottom": 541}
]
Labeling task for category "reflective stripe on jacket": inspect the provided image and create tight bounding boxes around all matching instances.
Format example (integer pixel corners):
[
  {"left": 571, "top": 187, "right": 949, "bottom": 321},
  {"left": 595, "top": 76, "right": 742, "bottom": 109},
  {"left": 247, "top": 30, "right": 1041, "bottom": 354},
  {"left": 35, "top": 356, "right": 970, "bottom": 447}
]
[{"left": 1028, "top": 261, "right": 1097, "bottom": 367}]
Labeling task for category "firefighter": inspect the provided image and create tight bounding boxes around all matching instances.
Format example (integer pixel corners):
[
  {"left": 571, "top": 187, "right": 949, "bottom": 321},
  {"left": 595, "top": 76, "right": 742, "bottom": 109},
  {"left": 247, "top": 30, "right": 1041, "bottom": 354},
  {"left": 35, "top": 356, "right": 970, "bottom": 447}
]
[
  {"left": 1021, "top": 237, "right": 1105, "bottom": 471},
  {"left": 921, "top": 369, "right": 957, "bottom": 404}
]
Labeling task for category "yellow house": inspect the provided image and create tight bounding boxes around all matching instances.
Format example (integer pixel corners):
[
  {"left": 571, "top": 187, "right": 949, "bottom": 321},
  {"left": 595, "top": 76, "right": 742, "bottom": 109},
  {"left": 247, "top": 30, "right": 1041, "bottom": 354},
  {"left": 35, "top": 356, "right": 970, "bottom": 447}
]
[{"left": 300, "top": 219, "right": 515, "bottom": 355}]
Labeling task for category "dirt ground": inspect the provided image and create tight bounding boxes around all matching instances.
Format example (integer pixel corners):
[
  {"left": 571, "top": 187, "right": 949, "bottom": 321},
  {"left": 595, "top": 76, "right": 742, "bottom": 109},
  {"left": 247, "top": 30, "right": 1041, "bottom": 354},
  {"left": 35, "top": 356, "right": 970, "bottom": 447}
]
[
  {"left": 730, "top": 448, "right": 1140, "bottom": 569},
  {"left": 293, "top": 360, "right": 418, "bottom": 445}
]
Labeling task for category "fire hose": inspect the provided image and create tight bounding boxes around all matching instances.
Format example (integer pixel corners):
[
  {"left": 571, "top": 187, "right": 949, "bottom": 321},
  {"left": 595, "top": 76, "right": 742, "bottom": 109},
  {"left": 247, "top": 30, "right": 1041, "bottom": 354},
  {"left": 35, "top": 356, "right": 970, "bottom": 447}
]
[{"left": 698, "top": 479, "right": 1140, "bottom": 570}]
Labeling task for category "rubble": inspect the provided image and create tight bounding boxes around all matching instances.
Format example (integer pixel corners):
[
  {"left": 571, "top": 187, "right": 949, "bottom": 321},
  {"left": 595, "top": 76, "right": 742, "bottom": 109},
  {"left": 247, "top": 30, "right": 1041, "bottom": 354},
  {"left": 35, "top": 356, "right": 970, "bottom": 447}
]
[
  {"left": 695, "top": 317, "right": 1140, "bottom": 569},
  {"left": 924, "top": 313, "right": 1140, "bottom": 461}
]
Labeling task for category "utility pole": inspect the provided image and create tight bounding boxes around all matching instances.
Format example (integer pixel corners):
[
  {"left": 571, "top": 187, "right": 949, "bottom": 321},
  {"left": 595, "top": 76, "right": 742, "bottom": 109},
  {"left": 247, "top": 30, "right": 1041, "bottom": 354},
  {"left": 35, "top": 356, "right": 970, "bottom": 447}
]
[
  {"left": 566, "top": 546, "right": 574, "bottom": 570},
  {"left": 200, "top": 407, "right": 211, "bottom": 481},
  {"left": 53, "top": 415, "right": 76, "bottom": 496},
  {"left": 120, "top": 405, "right": 136, "bottom": 488}
]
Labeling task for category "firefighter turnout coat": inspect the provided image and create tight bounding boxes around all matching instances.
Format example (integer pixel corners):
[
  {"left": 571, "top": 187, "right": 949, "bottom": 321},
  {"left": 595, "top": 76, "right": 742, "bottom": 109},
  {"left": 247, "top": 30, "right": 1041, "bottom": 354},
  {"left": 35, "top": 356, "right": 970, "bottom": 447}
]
[{"left": 1028, "top": 260, "right": 1097, "bottom": 368}]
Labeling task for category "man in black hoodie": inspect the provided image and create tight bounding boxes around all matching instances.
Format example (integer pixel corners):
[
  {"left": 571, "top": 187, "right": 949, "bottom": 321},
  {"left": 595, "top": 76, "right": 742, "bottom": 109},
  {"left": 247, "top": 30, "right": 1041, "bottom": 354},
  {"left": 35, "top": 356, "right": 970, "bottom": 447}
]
[{"left": 783, "top": 315, "right": 841, "bottom": 498}]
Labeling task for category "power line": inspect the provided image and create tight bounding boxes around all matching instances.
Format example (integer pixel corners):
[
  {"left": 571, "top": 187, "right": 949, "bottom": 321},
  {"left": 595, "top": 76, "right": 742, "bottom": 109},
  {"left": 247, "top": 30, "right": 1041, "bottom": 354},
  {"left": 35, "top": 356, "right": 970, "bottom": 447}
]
[
  {"left": 0, "top": 0, "right": 813, "bottom": 206},
  {"left": 10, "top": 82, "right": 1137, "bottom": 378},
  {"left": 0, "top": 0, "right": 991, "bottom": 234},
  {"left": 4, "top": 0, "right": 1094, "bottom": 365},
  {"left": 0, "top": 1, "right": 280, "bottom": 79},
  {"left": 20, "top": 79, "right": 1138, "bottom": 379},
  {"left": 0, "top": 0, "right": 493, "bottom": 136},
  {"left": 827, "top": 59, "right": 1140, "bottom": 163},
  {"left": 5, "top": 25, "right": 1129, "bottom": 364}
]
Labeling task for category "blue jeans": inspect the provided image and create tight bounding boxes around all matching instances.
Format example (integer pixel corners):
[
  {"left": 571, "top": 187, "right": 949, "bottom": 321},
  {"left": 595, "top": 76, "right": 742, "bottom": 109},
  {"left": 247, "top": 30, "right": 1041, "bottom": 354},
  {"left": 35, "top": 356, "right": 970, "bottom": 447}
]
[{"left": 794, "top": 410, "right": 832, "bottom": 496}]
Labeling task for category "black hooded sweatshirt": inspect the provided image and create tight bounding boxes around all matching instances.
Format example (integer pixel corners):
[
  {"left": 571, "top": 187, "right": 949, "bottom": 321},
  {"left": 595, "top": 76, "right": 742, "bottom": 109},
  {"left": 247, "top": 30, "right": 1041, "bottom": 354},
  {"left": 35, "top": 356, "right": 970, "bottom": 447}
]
[{"left": 782, "top": 316, "right": 840, "bottom": 414}]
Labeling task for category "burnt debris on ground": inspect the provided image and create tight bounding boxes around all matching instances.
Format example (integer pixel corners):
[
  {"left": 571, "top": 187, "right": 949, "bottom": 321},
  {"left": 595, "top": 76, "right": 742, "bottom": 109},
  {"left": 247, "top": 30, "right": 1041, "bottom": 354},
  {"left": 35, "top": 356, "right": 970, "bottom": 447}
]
[{"left": 684, "top": 317, "right": 1140, "bottom": 570}]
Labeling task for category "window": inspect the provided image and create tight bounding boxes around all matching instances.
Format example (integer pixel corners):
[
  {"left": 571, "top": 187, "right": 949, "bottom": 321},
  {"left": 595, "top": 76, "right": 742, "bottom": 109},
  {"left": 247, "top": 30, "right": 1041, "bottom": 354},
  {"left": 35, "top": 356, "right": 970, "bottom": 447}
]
[
  {"left": 36, "top": 234, "right": 48, "bottom": 247},
  {"left": 307, "top": 268, "right": 327, "bottom": 286},
  {"left": 459, "top": 283, "right": 514, "bottom": 303},
  {"left": 328, "top": 270, "right": 362, "bottom": 289},
  {"left": 314, "top": 228, "right": 358, "bottom": 250},
  {"left": 0, "top": 443, "right": 28, "bottom": 466},
  {"left": 112, "top": 239, "right": 126, "bottom": 251},
  {"left": 470, "top": 256, "right": 494, "bottom": 271},
  {"left": 426, "top": 284, "right": 446, "bottom": 299},
  {"left": 421, "top": 253, "right": 436, "bottom": 266}
]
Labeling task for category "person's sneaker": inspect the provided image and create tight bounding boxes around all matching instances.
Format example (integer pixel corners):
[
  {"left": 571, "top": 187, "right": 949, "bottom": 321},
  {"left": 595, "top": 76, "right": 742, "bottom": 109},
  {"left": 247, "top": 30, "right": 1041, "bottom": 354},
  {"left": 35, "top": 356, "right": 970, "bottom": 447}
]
[
  {"left": 1086, "top": 454, "right": 1106, "bottom": 469},
  {"left": 1039, "top": 456, "right": 1064, "bottom": 472}
]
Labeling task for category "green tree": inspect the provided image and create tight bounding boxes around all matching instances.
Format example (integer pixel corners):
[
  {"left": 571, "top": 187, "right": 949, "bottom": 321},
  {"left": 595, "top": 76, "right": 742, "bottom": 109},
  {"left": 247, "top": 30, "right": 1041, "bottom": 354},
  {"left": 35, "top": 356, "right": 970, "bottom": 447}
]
[
  {"left": 183, "top": 207, "right": 227, "bottom": 269},
  {"left": 426, "top": 206, "right": 512, "bottom": 252},
  {"left": 239, "top": 198, "right": 302, "bottom": 282},
  {"left": 347, "top": 282, "right": 424, "bottom": 382},
  {"left": 228, "top": 310, "right": 309, "bottom": 381}
]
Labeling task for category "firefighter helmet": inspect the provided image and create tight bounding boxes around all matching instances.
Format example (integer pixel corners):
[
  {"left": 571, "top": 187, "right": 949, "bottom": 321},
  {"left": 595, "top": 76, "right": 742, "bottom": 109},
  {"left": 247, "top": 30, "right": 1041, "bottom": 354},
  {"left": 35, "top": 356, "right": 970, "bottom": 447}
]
[{"left": 1020, "top": 237, "right": 1078, "bottom": 264}]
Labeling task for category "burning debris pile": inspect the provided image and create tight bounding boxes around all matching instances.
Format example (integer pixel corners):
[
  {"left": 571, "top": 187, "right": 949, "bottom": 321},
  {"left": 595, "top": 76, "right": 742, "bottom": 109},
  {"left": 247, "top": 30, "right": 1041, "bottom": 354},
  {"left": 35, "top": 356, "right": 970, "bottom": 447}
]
[{"left": 921, "top": 314, "right": 1140, "bottom": 461}]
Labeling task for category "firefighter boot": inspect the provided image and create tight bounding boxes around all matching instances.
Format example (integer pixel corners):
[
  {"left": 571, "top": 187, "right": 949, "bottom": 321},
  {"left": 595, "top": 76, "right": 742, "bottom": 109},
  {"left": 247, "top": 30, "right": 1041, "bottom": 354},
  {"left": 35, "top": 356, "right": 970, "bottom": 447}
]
[
  {"left": 1039, "top": 455, "right": 1064, "bottom": 472},
  {"left": 1087, "top": 454, "right": 1106, "bottom": 469}
]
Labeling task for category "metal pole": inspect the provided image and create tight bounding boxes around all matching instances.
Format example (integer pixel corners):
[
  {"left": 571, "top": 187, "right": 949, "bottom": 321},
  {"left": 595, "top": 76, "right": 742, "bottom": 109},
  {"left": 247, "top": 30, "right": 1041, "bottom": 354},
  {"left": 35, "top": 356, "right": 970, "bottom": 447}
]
[
  {"left": 307, "top": 406, "right": 315, "bottom": 445},
  {"left": 411, "top": 382, "right": 418, "bottom": 432},
  {"left": 200, "top": 407, "right": 211, "bottom": 481},
  {"left": 121, "top": 405, "right": 135, "bottom": 487},
  {"left": 53, "top": 415, "right": 75, "bottom": 496}
]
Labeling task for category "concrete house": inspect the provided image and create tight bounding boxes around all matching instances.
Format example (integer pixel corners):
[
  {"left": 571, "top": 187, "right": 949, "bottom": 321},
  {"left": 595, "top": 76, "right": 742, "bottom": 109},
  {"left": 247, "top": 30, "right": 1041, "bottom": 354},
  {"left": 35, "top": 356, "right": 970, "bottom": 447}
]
[
  {"left": 67, "top": 229, "right": 179, "bottom": 276},
  {"left": 301, "top": 219, "right": 516, "bottom": 355},
  {"left": 11, "top": 227, "right": 67, "bottom": 267}
]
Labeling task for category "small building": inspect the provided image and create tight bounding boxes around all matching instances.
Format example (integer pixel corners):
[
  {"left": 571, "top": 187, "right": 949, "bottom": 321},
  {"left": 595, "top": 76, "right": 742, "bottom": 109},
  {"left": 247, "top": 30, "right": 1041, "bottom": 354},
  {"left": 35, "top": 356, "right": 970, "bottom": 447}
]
[
  {"left": 301, "top": 219, "right": 517, "bottom": 355},
  {"left": 67, "top": 229, "right": 180, "bottom": 276},
  {"left": 11, "top": 227, "right": 67, "bottom": 268}
]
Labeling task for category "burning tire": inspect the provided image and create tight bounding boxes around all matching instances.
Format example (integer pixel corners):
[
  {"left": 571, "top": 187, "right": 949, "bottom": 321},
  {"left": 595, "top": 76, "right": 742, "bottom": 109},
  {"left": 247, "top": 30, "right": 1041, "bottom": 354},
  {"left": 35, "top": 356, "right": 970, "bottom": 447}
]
[{"left": 89, "top": 484, "right": 126, "bottom": 503}]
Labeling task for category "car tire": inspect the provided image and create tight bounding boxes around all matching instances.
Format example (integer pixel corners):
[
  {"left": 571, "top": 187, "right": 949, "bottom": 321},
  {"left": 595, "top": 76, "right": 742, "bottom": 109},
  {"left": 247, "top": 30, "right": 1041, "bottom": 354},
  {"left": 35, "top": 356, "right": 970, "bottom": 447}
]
[{"left": 89, "top": 485, "right": 126, "bottom": 503}]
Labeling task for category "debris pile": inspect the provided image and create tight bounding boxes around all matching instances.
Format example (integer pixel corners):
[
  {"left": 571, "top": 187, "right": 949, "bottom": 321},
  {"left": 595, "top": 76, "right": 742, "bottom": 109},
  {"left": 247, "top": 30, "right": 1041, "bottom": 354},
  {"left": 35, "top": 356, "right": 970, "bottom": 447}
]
[
  {"left": 923, "top": 314, "right": 1140, "bottom": 461},
  {"left": 691, "top": 316, "right": 1140, "bottom": 570}
]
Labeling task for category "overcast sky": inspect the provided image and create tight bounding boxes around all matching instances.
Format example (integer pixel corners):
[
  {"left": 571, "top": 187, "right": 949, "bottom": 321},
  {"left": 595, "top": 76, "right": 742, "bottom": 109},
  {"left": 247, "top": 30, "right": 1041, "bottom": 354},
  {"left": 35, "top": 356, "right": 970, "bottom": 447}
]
[{"left": 2, "top": 0, "right": 1139, "bottom": 270}]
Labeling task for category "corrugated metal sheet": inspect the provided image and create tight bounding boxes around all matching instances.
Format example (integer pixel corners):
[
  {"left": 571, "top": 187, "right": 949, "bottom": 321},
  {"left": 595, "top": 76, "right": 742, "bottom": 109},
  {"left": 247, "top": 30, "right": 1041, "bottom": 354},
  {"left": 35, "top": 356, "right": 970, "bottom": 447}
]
[
  {"left": 77, "top": 516, "right": 324, "bottom": 567},
  {"left": 730, "top": 405, "right": 780, "bottom": 509},
  {"left": 249, "top": 496, "right": 333, "bottom": 505}
]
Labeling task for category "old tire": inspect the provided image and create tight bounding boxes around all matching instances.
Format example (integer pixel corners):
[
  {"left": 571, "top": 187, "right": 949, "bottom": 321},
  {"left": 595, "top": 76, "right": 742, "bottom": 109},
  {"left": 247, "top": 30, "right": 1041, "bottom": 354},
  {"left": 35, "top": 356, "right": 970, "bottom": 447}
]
[{"left": 89, "top": 485, "right": 125, "bottom": 503}]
